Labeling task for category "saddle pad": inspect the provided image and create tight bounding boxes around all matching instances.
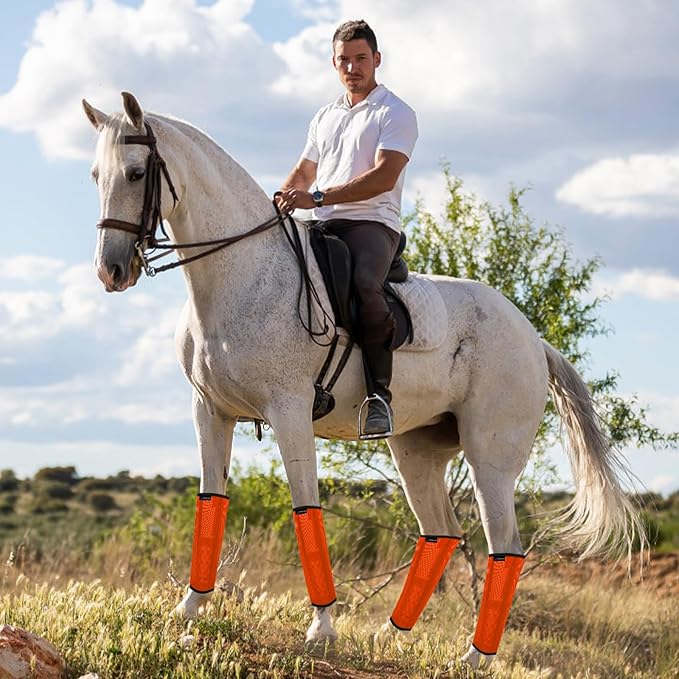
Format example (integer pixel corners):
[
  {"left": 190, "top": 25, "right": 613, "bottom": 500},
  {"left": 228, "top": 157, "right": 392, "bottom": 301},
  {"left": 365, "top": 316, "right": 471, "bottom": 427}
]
[{"left": 391, "top": 274, "right": 447, "bottom": 352}]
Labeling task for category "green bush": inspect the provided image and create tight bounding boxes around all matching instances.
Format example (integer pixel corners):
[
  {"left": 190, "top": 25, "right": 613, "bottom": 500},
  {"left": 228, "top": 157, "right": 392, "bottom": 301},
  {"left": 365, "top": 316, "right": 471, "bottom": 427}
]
[
  {"left": 0, "top": 469, "right": 19, "bottom": 492},
  {"left": 34, "top": 481, "right": 74, "bottom": 500},
  {"left": 34, "top": 466, "right": 78, "bottom": 485},
  {"left": 88, "top": 492, "right": 118, "bottom": 512},
  {"left": 0, "top": 493, "right": 17, "bottom": 514},
  {"left": 28, "top": 498, "right": 69, "bottom": 514}
]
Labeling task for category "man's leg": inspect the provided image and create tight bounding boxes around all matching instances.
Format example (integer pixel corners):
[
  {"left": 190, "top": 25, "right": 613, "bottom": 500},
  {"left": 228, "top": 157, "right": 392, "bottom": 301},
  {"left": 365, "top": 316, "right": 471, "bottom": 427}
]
[{"left": 325, "top": 220, "right": 400, "bottom": 437}]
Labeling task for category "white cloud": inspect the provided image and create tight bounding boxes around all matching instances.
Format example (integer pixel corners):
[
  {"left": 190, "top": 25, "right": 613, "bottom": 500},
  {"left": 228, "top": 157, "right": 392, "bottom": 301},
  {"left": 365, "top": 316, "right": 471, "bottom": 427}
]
[
  {"left": 0, "top": 373, "right": 191, "bottom": 430},
  {"left": 0, "top": 0, "right": 283, "bottom": 160},
  {"left": 115, "top": 306, "right": 182, "bottom": 386},
  {"left": 556, "top": 153, "right": 679, "bottom": 217},
  {"left": 0, "top": 256, "right": 190, "bottom": 430},
  {"left": 274, "top": 1, "right": 679, "bottom": 114},
  {"left": 648, "top": 474, "right": 678, "bottom": 495},
  {"left": 594, "top": 268, "right": 679, "bottom": 301},
  {"left": 0, "top": 437, "right": 266, "bottom": 479},
  {"left": 286, "top": 0, "right": 338, "bottom": 22},
  {"left": 5, "top": 1, "right": 679, "bottom": 163},
  {"left": 0, "top": 256, "right": 65, "bottom": 281},
  {"left": 635, "top": 391, "right": 679, "bottom": 434},
  {"left": 0, "top": 262, "right": 108, "bottom": 342}
]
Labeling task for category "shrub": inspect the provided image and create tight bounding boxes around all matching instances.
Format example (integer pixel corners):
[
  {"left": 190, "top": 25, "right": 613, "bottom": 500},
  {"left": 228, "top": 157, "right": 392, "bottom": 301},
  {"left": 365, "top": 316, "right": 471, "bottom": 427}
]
[
  {"left": 88, "top": 493, "right": 118, "bottom": 512},
  {"left": 0, "top": 493, "right": 17, "bottom": 514},
  {"left": 34, "top": 481, "right": 74, "bottom": 500},
  {"left": 34, "top": 466, "right": 78, "bottom": 486},
  {"left": 0, "top": 469, "right": 19, "bottom": 492}
]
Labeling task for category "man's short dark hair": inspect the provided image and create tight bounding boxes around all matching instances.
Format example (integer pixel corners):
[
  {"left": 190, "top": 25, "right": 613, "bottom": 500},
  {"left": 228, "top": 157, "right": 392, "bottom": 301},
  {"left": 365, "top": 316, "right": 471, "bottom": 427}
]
[{"left": 333, "top": 20, "right": 378, "bottom": 54}]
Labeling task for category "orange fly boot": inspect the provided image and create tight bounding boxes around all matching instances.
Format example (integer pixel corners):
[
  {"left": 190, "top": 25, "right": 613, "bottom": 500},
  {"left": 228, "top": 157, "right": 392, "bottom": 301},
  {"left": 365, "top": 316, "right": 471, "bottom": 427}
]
[
  {"left": 189, "top": 493, "right": 229, "bottom": 593},
  {"left": 472, "top": 553, "right": 525, "bottom": 655},
  {"left": 390, "top": 535, "right": 460, "bottom": 630},
  {"left": 293, "top": 506, "right": 337, "bottom": 607}
]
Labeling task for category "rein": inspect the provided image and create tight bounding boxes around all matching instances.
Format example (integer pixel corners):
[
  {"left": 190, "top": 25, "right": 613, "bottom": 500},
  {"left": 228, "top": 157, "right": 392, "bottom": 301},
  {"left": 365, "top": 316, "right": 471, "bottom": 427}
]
[{"left": 97, "top": 121, "right": 285, "bottom": 276}]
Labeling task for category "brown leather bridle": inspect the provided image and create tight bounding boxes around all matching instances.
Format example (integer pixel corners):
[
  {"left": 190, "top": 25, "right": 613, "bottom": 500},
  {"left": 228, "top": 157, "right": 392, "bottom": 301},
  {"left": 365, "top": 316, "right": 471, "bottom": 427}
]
[{"left": 96, "top": 121, "right": 285, "bottom": 276}]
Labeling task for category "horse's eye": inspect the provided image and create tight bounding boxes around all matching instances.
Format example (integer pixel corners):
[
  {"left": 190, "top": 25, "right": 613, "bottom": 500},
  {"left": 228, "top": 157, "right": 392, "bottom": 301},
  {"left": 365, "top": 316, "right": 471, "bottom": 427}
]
[{"left": 126, "top": 167, "right": 145, "bottom": 182}]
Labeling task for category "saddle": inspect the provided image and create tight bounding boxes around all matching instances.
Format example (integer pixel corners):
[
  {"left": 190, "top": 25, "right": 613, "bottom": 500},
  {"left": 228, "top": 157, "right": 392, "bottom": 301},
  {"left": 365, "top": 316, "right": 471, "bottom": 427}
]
[
  {"left": 308, "top": 222, "right": 414, "bottom": 349},
  {"left": 307, "top": 222, "right": 414, "bottom": 421}
]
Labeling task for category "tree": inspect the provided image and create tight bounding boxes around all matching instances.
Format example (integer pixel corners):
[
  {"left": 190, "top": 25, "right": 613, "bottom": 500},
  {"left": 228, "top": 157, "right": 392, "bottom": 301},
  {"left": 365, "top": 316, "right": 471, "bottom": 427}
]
[
  {"left": 319, "top": 170, "right": 678, "bottom": 603},
  {"left": 403, "top": 169, "right": 677, "bottom": 453}
]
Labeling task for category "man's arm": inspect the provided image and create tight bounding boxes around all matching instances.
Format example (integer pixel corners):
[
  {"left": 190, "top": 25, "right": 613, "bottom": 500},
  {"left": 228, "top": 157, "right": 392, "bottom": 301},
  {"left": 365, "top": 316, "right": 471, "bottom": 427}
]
[
  {"left": 277, "top": 150, "right": 408, "bottom": 214},
  {"left": 323, "top": 150, "right": 408, "bottom": 205},
  {"left": 280, "top": 158, "right": 318, "bottom": 192}
]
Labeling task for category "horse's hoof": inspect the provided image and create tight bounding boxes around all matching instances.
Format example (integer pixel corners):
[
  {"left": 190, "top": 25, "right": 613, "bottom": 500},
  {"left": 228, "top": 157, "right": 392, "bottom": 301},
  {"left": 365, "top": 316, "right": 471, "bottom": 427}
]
[
  {"left": 461, "top": 644, "right": 494, "bottom": 670},
  {"left": 373, "top": 620, "right": 399, "bottom": 644},
  {"left": 170, "top": 601, "right": 188, "bottom": 620},
  {"left": 171, "top": 589, "right": 211, "bottom": 620},
  {"left": 305, "top": 606, "right": 338, "bottom": 651}
]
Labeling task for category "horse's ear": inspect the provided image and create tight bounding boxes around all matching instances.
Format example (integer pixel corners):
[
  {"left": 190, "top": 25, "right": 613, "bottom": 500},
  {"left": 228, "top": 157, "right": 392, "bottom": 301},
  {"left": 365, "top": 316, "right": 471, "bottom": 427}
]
[
  {"left": 82, "top": 99, "right": 108, "bottom": 131},
  {"left": 122, "top": 91, "right": 144, "bottom": 130}
]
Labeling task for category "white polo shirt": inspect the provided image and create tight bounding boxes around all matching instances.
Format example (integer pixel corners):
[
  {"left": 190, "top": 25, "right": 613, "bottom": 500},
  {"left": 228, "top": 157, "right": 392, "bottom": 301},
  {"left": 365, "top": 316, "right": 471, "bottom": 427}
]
[{"left": 301, "top": 84, "right": 418, "bottom": 232}]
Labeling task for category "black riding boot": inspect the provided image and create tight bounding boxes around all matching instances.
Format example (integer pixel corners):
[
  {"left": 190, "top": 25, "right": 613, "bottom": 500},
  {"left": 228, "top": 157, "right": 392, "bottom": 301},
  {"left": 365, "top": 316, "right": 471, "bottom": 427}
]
[{"left": 360, "top": 341, "right": 394, "bottom": 439}]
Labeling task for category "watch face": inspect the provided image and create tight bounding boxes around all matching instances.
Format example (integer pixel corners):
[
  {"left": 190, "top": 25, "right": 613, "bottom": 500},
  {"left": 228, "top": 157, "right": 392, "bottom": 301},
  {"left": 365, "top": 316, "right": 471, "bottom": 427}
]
[{"left": 312, "top": 190, "right": 324, "bottom": 205}]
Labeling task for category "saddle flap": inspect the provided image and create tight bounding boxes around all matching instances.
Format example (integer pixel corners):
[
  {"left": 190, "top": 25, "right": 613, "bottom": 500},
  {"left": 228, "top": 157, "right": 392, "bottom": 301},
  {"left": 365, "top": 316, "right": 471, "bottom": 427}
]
[
  {"left": 308, "top": 223, "right": 413, "bottom": 349},
  {"left": 308, "top": 225, "right": 355, "bottom": 334}
]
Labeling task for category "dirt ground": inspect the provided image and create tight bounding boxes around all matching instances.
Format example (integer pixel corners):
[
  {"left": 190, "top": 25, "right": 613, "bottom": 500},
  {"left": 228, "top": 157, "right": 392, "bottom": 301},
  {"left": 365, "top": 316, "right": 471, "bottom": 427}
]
[{"left": 540, "top": 550, "right": 679, "bottom": 598}]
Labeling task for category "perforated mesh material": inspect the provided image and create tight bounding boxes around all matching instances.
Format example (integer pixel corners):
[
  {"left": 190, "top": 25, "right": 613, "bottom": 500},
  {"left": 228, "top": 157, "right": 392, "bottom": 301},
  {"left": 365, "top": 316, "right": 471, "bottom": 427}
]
[
  {"left": 293, "top": 507, "right": 336, "bottom": 607},
  {"left": 472, "top": 554, "right": 525, "bottom": 654},
  {"left": 390, "top": 536, "right": 459, "bottom": 630},
  {"left": 189, "top": 494, "right": 229, "bottom": 593}
]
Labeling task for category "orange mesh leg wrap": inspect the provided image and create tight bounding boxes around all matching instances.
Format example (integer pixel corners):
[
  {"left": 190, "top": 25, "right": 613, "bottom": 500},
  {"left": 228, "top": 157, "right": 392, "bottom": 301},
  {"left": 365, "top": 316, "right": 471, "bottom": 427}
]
[
  {"left": 189, "top": 493, "right": 229, "bottom": 594},
  {"left": 390, "top": 535, "right": 460, "bottom": 630},
  {"left": 472, "top": 553, "right": 525, "bottom": 655},
  {"left": 293, "top": 507, "right": 337, "bottom": 607}
]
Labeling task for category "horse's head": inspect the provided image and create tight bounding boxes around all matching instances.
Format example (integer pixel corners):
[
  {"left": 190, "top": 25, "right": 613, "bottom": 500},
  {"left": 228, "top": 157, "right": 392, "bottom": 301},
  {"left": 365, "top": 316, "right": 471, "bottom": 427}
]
[{"left": 83, "top": 92, "right": 156, "bottom": 292}]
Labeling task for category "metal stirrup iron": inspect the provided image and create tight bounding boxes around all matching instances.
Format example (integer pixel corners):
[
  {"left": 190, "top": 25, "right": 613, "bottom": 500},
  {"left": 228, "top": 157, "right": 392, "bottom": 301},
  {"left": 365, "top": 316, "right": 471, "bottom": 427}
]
[{"left": 358, "top": 393, "right": 394, "bottom": 440}]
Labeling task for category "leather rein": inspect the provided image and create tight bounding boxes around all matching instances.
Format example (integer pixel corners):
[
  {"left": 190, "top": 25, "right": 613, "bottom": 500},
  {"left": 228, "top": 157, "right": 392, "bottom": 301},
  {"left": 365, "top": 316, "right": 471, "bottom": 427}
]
[{"left": 97, "top": 121, "right": 285, "bottom": 276}]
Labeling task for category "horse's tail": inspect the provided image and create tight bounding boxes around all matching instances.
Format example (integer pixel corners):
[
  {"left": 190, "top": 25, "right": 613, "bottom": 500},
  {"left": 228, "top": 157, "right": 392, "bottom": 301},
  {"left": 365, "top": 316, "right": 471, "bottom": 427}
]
[{"left": 542, "top": 340, "right": 646, "bottom": 560}]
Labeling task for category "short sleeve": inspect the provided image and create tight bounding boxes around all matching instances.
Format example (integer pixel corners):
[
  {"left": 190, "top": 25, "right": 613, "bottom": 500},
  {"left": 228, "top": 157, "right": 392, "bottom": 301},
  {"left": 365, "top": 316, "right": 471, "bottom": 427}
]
[
  {"left": 301, "top": 113, "right": 320, "bottom": 163},
  {"left": 377, "top": 104, "right": 418, "bottom": 159}
]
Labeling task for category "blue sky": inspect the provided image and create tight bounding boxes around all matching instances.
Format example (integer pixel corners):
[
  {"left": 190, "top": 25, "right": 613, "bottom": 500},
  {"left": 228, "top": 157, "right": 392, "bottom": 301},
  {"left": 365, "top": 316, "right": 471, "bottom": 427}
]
[{"left": 0, "top": 0, "right": 677, "bottom": 494}]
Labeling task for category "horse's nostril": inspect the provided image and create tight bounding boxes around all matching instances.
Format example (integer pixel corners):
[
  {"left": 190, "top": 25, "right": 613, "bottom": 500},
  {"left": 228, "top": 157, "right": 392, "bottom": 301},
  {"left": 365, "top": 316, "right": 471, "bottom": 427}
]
[{"left": 111, "top": 264, "right": 124, "bottom": 284}]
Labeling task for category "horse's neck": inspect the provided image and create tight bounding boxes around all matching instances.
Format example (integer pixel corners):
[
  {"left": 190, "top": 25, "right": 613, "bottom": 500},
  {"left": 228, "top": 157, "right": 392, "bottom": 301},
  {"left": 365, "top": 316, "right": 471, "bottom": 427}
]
[{"left": 153, "top": 116, "right": 297, "bottom": 317}]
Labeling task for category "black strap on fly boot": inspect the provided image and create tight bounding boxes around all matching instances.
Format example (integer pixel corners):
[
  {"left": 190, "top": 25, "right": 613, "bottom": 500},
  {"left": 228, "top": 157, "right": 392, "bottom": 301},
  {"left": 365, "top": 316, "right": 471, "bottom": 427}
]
[{"left": 359, "top": 340, "right": 394, "bottom": 439}]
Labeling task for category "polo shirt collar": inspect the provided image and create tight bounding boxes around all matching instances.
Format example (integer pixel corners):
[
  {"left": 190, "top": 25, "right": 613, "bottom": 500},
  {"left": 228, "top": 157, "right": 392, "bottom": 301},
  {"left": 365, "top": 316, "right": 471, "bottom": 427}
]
[{"left": 336, "top": 83, "right": 387, "bottom": 110}]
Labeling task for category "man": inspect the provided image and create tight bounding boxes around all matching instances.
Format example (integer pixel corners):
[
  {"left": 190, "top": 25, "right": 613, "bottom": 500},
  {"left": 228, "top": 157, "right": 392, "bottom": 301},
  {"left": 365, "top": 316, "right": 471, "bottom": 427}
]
[{"left": 277, "top": 19, "right": 418, "bottom": 438}]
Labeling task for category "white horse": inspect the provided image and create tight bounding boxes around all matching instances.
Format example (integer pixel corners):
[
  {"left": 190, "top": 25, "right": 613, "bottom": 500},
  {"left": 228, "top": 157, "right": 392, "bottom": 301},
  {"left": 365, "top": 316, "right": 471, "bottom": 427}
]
[{"left": 82, "top": 92, "right": 642, "bottom": 670}]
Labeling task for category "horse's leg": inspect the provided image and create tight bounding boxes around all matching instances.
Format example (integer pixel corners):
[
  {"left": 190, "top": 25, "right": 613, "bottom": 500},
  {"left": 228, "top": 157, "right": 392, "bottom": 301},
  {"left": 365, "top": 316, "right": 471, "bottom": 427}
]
[
  {"left": 384, "top": 422, "right": 463, "bottom": 633},
  {"left": 459, "top": 427, "right": 532, "bottom": 670},
  {"left": 173, "top": 391, "right": 236, "bottom": 619},
  {"left": 267, "top": 401, "right": 338, "bottom": 646}
]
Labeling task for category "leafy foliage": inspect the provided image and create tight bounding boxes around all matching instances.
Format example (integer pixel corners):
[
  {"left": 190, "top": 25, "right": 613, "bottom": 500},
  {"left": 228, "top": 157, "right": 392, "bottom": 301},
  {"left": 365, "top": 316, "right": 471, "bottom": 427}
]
[{"left": 321, "top": 169, "right": 678, "bottom": 559}]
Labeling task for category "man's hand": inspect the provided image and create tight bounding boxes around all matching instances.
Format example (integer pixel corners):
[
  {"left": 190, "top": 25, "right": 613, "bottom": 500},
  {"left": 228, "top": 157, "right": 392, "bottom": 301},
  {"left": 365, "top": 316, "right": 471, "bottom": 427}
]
[{"left": 275, "top": 188, "right": 315, "bottom": 215}]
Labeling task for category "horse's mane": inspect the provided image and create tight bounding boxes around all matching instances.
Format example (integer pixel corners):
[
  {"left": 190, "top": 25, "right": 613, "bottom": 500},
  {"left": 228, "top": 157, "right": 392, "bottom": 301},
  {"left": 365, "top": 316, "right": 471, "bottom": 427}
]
[
  {"left": 100, "top": 111, "right": 268, "bottom": 204},
  {"left": 101, "top": 111, "right": 232, "bottom": 164}
]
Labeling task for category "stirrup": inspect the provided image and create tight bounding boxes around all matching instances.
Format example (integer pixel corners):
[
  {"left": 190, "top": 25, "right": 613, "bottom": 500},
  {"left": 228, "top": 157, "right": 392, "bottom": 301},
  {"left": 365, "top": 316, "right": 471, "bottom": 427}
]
[{"left": 358, "top": 393, "right": 394, "bottom": 440}]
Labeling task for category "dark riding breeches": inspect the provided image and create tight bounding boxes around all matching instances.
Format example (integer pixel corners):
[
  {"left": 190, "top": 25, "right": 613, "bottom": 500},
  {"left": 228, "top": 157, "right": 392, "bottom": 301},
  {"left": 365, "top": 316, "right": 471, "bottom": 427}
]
[{"left": 320, "top": 218, "right": 401, "bottom": 346}]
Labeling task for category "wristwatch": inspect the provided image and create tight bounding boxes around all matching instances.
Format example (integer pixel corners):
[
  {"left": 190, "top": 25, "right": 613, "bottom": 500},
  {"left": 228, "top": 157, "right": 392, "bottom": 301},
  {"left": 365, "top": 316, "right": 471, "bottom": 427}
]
[{"left": 311, "top": 190, "right": 325, "bottom": 207}]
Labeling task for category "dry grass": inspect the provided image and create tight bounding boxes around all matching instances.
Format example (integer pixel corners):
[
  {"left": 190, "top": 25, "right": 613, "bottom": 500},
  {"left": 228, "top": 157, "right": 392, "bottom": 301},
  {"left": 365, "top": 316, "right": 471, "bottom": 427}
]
[{"left": 1, "top": 543, "right": 677, "bottom": 679}]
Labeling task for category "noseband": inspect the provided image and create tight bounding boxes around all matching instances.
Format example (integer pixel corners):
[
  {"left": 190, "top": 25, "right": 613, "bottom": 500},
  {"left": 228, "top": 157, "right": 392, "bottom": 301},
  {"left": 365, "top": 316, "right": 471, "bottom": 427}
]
[{"left": 96, "top": 121, "right": 285, "bottom": 276}]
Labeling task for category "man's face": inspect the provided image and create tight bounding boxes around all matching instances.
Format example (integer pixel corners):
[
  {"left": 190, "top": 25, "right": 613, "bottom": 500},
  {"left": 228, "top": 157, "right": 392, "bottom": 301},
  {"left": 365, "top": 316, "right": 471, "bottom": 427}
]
[{"left": 332, "top": 39, "right": 381, "bottom": 95}]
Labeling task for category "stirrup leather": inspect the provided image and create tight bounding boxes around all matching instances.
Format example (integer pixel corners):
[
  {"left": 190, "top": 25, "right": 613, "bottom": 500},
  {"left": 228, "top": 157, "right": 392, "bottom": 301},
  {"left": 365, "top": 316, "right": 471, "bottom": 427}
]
[{"left": 358, "top": 393, "right": 394, "bottom": 440}]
